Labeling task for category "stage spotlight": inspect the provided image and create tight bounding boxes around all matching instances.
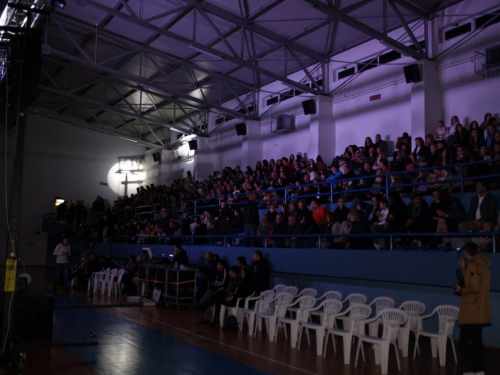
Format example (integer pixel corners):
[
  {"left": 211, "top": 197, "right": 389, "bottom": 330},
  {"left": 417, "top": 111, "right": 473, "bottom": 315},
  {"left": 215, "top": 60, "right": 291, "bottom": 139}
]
[{"left": 52, "top": 0, "right": 66, "bottom": 9}]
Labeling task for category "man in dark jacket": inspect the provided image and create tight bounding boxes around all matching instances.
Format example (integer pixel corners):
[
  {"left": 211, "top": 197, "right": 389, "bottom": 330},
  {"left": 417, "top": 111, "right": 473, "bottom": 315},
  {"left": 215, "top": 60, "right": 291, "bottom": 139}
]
[
  {"left": 272, "top": 214, "right": 288, "bottom": 248},
  {"left": 250, "top": 251, "right": 270, "bottom": 293},
  {"left": 459, "top": 180, "right": 498, "bottom": 233},
  {"left": 346, "top": 210, "right": 373, "bottom": 250},
  {"left": 172, "top": 243, "right": 189, "bottom": 267},
  {"left": 198, "top": 260, "right": 228, "bottom": 324},
  {"left": 210, "top": 266, "right": 244, "bottom": 327},
  {"left": 243, "top": 193, "right": 260, "bottom": 247}
]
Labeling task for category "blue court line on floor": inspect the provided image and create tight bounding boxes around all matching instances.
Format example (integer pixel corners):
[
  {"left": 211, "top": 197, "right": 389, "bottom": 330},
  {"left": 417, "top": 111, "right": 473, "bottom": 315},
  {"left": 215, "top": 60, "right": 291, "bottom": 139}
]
[{"left": 49, "top": 292, "right": 271, "bottom": 375}]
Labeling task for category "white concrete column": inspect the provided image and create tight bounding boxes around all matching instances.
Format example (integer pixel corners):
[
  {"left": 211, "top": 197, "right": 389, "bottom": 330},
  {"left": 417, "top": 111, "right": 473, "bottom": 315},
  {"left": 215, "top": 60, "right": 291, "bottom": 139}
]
[
  {"left": 309, "top": 95, "right": 335, "bottom": 159},
  {"left": 410, "top": 60, "right": 442, "bottom": 141},
  {"left": 241, "top": 120, "right": 262, "bottom": 169}
]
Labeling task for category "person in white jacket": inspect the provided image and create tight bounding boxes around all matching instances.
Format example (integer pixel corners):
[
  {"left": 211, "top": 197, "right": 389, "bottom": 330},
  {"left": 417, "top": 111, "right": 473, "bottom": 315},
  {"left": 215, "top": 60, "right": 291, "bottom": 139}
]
[{"left": 53, "top": 238, "right": 71, "bottom": 290}]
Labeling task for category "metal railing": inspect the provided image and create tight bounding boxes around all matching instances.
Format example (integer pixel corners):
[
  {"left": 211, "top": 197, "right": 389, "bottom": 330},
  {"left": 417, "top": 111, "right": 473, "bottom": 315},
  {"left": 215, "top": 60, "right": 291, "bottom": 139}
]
[
  {"left": 132, "top": 158, "right": 500, "bottom": 216},
  {"left": 44, "top": 157, "right": 500, "bottom": 222},
  {"left": 71, "top": 231, "right": 497, "bottom": 253}
]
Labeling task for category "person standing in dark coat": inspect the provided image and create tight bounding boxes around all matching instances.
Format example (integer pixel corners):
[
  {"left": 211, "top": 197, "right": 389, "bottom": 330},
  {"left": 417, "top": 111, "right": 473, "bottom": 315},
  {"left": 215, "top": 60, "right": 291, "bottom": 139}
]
[
  {"left": 243, "top": 193, "right": 260, "bottom": 247},
  {"left": 172, "top": 243, "right": 189, "bottom": 267},
  {"left": 272, "top": 214, "right": 288, "bottom": 248},
  {"left": 250, "top": 251, "right": 270, "bottom": 293}
]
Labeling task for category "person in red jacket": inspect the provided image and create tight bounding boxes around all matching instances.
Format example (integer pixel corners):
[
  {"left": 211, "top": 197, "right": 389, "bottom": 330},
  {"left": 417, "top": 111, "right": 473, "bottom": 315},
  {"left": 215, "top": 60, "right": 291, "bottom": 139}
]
[{"left": 310, "top": 200, "right": 329, "bottom": 233}]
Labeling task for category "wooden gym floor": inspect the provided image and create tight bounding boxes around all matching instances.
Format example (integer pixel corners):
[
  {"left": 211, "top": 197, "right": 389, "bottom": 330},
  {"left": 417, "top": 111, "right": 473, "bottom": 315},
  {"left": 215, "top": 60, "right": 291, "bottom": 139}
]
[{"left": 0, "top": 267, "right": 498, "bottom": 375}]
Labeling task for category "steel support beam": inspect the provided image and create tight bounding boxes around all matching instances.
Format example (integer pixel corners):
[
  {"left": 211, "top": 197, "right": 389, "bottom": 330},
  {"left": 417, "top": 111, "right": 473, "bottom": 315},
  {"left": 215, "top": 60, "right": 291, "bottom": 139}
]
[
  {"left": 27, "top": 108, "right": 167, "bottom": 149},
  {"left": 80, "top": 0, "right": 323, "bottom": 95},
  {"left": 305, "top": 0, "right": 426, "bottom": 60},
  {"left": 182, "top": 0, "right": 325, "bottom": 63}
]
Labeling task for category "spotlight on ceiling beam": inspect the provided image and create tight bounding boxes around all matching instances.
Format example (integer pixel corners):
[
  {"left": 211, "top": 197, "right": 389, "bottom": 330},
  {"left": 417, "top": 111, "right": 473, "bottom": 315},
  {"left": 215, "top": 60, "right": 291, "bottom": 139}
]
[
  {"left": 52, "top": 0, "right": 66, "bottom": 9},
  {"left": 378, "top": 40, "right": 410, "bottom": 57}
]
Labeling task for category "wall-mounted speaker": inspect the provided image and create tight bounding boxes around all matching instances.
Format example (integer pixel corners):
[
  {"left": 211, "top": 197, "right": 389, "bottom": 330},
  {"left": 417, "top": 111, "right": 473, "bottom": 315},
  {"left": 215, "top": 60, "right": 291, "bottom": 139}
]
[
  {"left": 302, "top": 99, "right": 316, "bottom": 115},
  {"left": 235, "top": 123, "right": 247, "bottom": 136},
  {"left": 188, "top": 140, "right": 198, "bottom": 151},
  {"left": 152, "top": 152, "right": 161, "bottom": 162},
  {"left": 403, "top": 64, "right": 421, "bottom": 83}
]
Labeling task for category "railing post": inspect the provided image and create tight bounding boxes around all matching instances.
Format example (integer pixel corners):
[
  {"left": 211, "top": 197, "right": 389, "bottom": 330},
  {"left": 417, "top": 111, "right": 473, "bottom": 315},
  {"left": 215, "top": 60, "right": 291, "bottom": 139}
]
[
  {"left": 389, "top": 235, "right": 393, "bottom": 250},
  {"left": 264, "top": 236, "right": 267, "bottom": 248},
  {"left": 318, "top": 235, "right": 321, "bottom": 249},
  {"left": 284, "top": 188, "right": 288, "bottom": 204},
  {"left": 460, "top": 164, "right": 465, "bottom": 193},
  {"left": 385, "top": 173, "right": 389, "bottom": 197},
  {"left": 194, "top": 200, "right": 197, "bottom": 216},
  {"left": 330, "top": 182, "right": 333, "bottom": 203},
  {"left": 493, "top": 234, "right": 496, "bottom": 253}
]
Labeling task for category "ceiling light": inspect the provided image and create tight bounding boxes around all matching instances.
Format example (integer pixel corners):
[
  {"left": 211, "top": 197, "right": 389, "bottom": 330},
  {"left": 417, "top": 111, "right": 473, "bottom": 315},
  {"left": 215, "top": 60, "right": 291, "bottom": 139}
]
[{"left": 52, "top": 0, "right": 66, "bottom": 9}]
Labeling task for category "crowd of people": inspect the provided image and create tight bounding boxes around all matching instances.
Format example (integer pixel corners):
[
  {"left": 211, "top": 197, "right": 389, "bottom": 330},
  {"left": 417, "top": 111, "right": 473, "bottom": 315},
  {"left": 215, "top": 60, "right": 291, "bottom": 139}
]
[{"left": 56, "top": 113, "right": 500, "bottom": 250}]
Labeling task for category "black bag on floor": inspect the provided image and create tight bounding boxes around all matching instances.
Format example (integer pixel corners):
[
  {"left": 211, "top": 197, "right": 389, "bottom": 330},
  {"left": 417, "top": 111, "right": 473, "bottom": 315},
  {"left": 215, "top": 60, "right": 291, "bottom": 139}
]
[{"left": 222, "top": 314, "right": 239, "bottom": 332}]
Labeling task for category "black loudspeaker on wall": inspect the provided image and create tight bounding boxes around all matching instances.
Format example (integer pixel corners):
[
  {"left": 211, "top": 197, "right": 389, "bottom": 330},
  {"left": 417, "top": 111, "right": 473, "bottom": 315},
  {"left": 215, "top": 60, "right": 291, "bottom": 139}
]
[
  {"left": 302, "top": 99, "right": 317, "bottom": 115},
  {"left": 403, "top": 64, "right": 421, "bottom": 83},
  {"left": 188, "top": 140, "right": 198, "bottom": 151},
  {"left": 152, "top": 152, "right": 161, "bottom": 162},
  {"left": 235, "top": 123, "right": 247, "bottom": 136}
]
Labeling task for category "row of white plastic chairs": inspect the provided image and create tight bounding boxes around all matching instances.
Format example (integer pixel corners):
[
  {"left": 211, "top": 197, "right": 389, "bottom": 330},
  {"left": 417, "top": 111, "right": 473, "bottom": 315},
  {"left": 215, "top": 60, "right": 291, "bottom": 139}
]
[
  {"left": 218, "top": 285, "right": 460, "bottom": 375},
  {"left": 83, "top": 268, "right": 126, "bottom": 296}
]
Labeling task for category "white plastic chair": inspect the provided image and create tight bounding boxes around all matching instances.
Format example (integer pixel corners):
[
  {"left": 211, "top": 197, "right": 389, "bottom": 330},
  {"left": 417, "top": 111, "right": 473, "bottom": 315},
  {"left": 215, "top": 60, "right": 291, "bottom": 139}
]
[
  {"left": 310, "top": 291, "right": 342, "bottom": 324},
  {"left": 241, "top": 290, "right": 275, "bottom": 334},
  {"left": 368, "top": 297, "right": 395, "bottom": 336},
  {"left": 92, "top": 268, "right": 110, "bottom": 293},
  {"left": 111, "top": 269, "right": 126, "bottom": 296},
  {"left": 355, "top": 308, "right": 407, "bottom": 375},
  {"left": 287, "top": 288, "right": 317, "bottom": 317},
  {"left": 298, "top": 299, "right": 343, "bottom": 356},
  {"left": 254, "top": 292, "right": 294, "bottom": 341},
  {"left": 101, "top": 268, "right": 118, "bottom": 295},
  {"left": 336, "top": 293, "right": 367, "bottom": 331},
  {"left": 413, "top": 305, "right": 459, "bottom": 366},
  {"left": 275, "top": 296, "right": 316, "bottom": 348},
  {"left": 283, "top": 286, "right": 299, "bottom": 297},
  {"left": 87, "top": 267, "right": 104, "bottom": 292},
  {"left": 219, "top": 291, "right": 255, "bottom": 330},
  {"left": 324, "top": 303, "right": 372, "bottom": 364},
  {"left": 272, "top": 284, "right": 287, "bottom": 294},
  {"left": 398, "top": 300, "right": 426, "bottom": 357}
]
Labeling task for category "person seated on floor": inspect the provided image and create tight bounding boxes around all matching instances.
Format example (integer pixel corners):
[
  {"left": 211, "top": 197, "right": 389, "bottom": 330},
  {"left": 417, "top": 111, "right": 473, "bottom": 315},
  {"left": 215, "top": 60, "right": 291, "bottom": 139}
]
[
  {"left": 198, "top": 260, "right": 228, "bottom": 325},
  {"left": 172, "top": 243, "right": 190, "bottom": 267},
  {"left": 209, "top": 266, "right": 241, "bottom": 328}
]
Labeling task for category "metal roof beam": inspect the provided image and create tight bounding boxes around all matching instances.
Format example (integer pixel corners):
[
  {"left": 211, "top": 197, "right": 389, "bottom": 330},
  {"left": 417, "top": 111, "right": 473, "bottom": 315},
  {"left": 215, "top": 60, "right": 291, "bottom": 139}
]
[
  {"left": 80, "top": 0, "right": 323, "bottom": 95},
  {"left": 37, "top": 85, "right": 193, "bottom": 134},
  {"left": 182, "top": 0, "right": 326, "bottom": 63},
  {"left": 305, "top": 0, "right": 426, "bottom": 60},
  {"left": 27, "top": 108, "right": 166, "bottom": 150},
  {"left": 390, "top": 0, "right": 427, "bottom": 18},
  {"left": 388, "top": 0, "right": 426, "bottom": 56}
]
